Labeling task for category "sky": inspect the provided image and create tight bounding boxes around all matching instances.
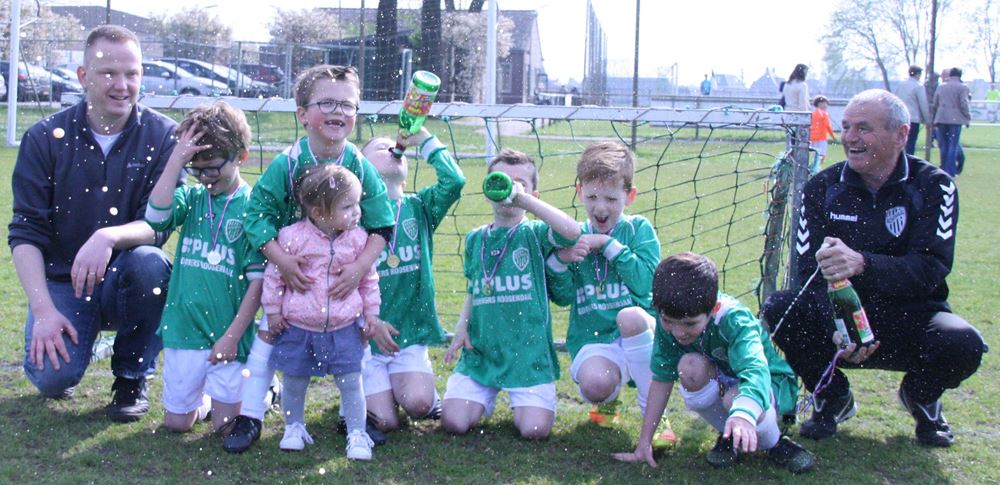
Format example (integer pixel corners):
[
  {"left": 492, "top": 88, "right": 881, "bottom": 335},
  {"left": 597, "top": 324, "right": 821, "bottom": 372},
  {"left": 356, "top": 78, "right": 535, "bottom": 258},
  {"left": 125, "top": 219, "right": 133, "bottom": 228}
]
[{"left": 58, "top": 0, "right": 981, "bottom": 87}]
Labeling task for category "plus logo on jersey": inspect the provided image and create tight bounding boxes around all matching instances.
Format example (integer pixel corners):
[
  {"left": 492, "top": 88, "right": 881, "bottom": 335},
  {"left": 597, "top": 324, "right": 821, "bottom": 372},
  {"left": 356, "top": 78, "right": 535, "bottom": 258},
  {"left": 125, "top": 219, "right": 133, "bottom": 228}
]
[
  {"left": 937, "top": 182, "right": 956, "bottom": 240},
  {"left": 885, "top": 206, "right": 907, "bottom": 237}
]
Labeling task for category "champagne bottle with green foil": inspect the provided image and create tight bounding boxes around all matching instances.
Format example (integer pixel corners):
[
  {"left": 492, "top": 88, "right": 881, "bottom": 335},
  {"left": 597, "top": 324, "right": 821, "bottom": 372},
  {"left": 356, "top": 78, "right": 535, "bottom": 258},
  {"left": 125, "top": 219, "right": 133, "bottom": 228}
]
[
  {"left": 391, "top": 71, "right": 441, "bottom": 158},
  {"left": 827, "top": 279, "right": 875, "bottom": 346}
]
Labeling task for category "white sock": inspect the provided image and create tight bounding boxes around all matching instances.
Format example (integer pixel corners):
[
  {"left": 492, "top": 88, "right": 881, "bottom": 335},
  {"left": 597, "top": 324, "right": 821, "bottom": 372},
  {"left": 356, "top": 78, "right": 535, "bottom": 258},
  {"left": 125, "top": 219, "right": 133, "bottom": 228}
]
[
  {"left": 195, "top": 393, "right": 212, "bottom": 421},
  {"left": 336, "top": 372, "right": 366, "bottom": 434},
  {"left": 680, "top": 379, "right": 728, "bottom": 433},
  {"left": 240, "top": 336, "right": 275, "bottom": 420},
  {"left": 622, "top": 329, "right": 654, "bottom": 412},
  {"left": 756, "top": 406, "right": 781, "bottom": 450}
]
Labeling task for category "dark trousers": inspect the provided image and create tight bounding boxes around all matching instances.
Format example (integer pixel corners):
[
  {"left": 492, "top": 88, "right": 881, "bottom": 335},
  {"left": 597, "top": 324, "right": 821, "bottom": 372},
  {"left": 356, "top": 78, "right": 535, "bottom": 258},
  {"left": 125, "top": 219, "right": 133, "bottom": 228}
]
[
  {"left": 905, "top": 122, "right": 921, "bottom": 155},
  {"left": 23, "top": 246, "right": 170, "bottom": 397},
  {"left": 762, "top": 290, "right": 985, "bottom": 404}
]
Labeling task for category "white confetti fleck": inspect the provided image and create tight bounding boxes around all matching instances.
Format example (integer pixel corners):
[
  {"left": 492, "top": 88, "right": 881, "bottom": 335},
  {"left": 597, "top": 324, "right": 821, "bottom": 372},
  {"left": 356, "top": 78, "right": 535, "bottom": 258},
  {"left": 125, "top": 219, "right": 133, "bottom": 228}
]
[
  {"left": 241, "top": 369, "right": 251, "bottom": 378},
  {"left": 109, "top": 207, "right": 119, "bottom": 216},
  {"left": 95, "top": 51, "right": 104, "bottom": 58},
  {"left": 53, "top": 128, "right": 65, "bottom": 139},
  {"left": 102, "top": 186, "right": 109, "bottom": 192},
  {"left": 152, "top": 287, "right": 162, "bottom": 295}
]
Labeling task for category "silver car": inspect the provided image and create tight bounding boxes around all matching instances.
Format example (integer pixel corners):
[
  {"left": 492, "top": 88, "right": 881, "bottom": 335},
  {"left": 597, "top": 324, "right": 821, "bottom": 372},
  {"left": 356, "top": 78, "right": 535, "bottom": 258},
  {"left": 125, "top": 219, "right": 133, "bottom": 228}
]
[{"left": 140, "top": 60, "right": 230, "bottom": 96}]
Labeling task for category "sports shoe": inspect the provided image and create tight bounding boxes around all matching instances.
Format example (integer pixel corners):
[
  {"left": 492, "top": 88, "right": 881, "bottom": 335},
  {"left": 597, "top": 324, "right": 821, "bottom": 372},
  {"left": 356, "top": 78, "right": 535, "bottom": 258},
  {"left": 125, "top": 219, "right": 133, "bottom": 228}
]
[
  {"left": 423, "top": 399, "right": 443, "bottom": 420},
  {"left": 337, "top": 413, "right": 387, "bottom": 446},
  {"left": 898, "top": 385, "right": 954, "bottom": 447},
  {"left": 767, "top": 436, "right": 816, "bottom": 474},
  {"left": 588, "top": 400, "right": 621, "bottom": 427},
  {"left": 222, "top": 415, "right": 262, "bottom": 453},
  {"left": 346, "top": 429, "right": 375, "bottom": 461},
  {"left": 105, "top": 377, "right": 149, "bottom": 423},
  {"left": 279, "top": 422, "right": 314, "bottom": 451},
  {"left": 800, "top": 388, "right": 856, "bottom": 440},
  {"left": 705, "top": 433, "right": 737, "bottom": 468},
  {"left": 652, "top": 415, "right": 678, "bottom": 448},
  {"left": 47, "top": 386, "right": 75, "bottom": 400},
  {"left": 265, "top": 376, "right": 282, "bottom": 414}
]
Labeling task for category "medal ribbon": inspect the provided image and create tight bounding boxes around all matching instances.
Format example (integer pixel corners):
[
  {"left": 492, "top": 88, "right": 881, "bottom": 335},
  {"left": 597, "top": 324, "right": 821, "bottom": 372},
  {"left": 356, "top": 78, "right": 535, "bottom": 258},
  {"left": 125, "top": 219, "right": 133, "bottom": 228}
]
[
  {"left": 387, "top": 198, "right": 403, "bottom": 256},
  {"left": 587, "top": 220, "right": 615, "bottom": 289},
  {"left": 480, "top": 220, "right": 523, "bottom": 290},
  {"left": 207, "top": 185, "right": 241, "bottom": 257}
]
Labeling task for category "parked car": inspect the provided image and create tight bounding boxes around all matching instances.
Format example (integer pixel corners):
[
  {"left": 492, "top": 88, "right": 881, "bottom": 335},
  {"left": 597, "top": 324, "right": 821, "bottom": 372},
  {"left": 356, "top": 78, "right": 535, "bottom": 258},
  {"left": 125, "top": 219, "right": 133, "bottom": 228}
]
[
  {"left": 140, "top": 60, "right": 230, "bottom": 96},
  {"left": 168, "top": 58, "right": 277, "bottom": 98},
  {"left": 1, "top": 60, "right": 52, "bottom": 102},
  {"left": 237, "top": 63, "right": 284, "bottom": 86},
  {"left": 45, "top": 66, "right": 83, "bottom": 102}
]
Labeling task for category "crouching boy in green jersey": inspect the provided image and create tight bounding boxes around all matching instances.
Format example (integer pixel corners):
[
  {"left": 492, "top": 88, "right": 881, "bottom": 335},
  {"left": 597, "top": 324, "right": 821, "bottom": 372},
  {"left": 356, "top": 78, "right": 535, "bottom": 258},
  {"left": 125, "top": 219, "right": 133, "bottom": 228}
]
[{"left": 614, "top": 252, "right": 815, "bottom": 474}]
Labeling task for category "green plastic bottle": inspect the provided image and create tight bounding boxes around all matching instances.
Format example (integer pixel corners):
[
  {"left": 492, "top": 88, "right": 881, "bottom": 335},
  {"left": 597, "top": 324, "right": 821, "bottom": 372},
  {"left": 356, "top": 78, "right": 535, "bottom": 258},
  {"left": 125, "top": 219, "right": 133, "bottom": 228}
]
[
  {"left": 483, "top": 171, "right": 514, "bottom": 204},
  {"left": 391, "top": 71, "right": 441, "bottom": 158},
  {"left": 827, "top": 279, "right": 875, "bottom": 346}
]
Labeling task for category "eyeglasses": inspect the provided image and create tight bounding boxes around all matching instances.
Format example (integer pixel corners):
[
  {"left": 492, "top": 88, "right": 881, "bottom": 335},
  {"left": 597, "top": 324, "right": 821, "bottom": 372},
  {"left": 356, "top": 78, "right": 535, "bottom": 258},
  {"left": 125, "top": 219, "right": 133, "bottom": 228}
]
[
  {"left": 184, "top": 159, "right": 231, "bottom": 178},
  {"left": 304, "top": 99, "right": 358, "bottom": 115}
]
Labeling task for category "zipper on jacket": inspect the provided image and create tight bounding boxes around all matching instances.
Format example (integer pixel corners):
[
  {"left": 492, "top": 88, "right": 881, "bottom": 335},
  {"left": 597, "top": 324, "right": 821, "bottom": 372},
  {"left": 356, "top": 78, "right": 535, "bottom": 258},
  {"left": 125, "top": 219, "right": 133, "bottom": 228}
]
[{"left": 324, "top": 238, "right": 335, "bottom": 332}]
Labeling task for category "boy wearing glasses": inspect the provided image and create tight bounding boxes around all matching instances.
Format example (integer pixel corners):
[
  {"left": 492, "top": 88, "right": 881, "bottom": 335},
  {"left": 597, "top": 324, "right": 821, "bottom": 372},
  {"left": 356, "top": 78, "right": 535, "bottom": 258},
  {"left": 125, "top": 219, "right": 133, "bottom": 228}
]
[
  {"left": 146, "top": 101, "right": 264, "bottom": 435},
  {"left": 224, "top": 65, "right": 396, "bottom": 453}
]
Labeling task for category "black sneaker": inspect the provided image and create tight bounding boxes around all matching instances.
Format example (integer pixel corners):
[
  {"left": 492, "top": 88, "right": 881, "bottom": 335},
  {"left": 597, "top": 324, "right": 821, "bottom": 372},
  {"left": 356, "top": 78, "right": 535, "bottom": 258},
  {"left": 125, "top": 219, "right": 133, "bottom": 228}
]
[
  {"left": 898, "top": 385, "right": 954, "bottom": 447},
  {"left": 223, "top": 415, "right": 262, "bottom": 454},
  {"left": 705, "top": 433, "right": 737, "bottom": 468},
  {"left": 800, "top": 388, "right": 856, "bottom": 440},
  {"left": 767, "top": 436, "right": 816, "bottom": 474},
  {"left": 105, "top": 377, "right": 149, "bottom": 423},
  {"left": 265, "top": 377, "right": 282, "bottom": 414},
  {"left": 47, "top": 386, "right": 76, "bottom": 400},
  {"left": 423, "top": 399, "right": 443, "bottom": 420}
]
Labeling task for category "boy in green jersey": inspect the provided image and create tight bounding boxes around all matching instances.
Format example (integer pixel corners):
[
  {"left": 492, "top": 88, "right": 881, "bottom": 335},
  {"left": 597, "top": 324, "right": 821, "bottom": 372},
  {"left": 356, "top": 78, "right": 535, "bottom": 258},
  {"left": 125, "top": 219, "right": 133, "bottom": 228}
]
[
  {"left": 361, "top": 127, "right": 465, "bottom": 432},
  {"left": 224, "top": 65, "right": 396, "bottom": 453},
  {"left": 614, "top": 253, "right": 815, "bottom": 474},
  {"left": 145, "top": 101, "right": 263, "bottom": 434},
  {"left": 443, "top": 149, "right": 581, "bottom": 439},
  {"left": 546, "top": 142, "right": 674, "bottom": 444}
]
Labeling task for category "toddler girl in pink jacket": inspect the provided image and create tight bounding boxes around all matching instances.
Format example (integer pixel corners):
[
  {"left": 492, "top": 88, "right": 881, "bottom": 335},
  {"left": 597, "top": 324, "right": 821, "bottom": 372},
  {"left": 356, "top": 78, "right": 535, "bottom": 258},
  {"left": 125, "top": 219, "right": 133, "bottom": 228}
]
[{"left": 262, "top": 164, "right": 381, "bottom": 460}]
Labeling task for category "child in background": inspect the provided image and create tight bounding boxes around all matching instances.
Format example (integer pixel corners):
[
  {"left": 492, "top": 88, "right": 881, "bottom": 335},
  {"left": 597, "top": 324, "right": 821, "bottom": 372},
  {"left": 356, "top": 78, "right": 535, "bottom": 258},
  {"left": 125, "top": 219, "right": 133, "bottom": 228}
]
[
  {"left": 614, "top": 253, "right": 814, "bottom": 474},
  {"left": 360, "top": 127, "right": 465, "bottom": 432},
  {"left": 546, "top": 142, "right": 674, "bottom": 445},
  {"left": 262, "top": 164, "right": 380, "bottom": 460},
  {"left": 145, "top": 101, "right": 263, "bottom": 434},
  {"left": 809, "top": 95, "right": 837, "bottom": 171},
  {"left": 443, "top": 149, "right": 581, "bottom": 440},
  {"left": 224, "top": 65, "right": 396, "bottom": 453}
]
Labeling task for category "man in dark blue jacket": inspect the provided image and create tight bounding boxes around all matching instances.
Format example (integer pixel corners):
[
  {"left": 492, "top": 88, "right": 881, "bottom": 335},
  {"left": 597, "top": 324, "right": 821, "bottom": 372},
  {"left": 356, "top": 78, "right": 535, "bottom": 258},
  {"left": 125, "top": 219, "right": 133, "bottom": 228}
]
[
  {"left": 762, "top": 89, "right": 986, "bottom": 447},
  {"left": 8, "top": 25, "right": 178, "bottom": 422}
]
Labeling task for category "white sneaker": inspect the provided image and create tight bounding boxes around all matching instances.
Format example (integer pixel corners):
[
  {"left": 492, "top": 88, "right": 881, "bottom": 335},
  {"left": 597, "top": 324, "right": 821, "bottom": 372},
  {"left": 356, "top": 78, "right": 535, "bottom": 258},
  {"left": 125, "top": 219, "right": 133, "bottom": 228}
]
[
  {"left": 279, "top": 422, "right": 314, "bottom": 451},
  {"left": 346, "top": 429, "right": 374, "bottom": 461}
]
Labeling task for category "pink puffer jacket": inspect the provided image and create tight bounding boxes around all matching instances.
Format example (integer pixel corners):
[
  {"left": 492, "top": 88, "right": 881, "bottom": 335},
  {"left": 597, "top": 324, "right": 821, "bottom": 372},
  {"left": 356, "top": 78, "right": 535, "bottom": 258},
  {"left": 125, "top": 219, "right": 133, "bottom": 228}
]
[{"left": 261, "top": 219, "right": 380, "bottom": 332}]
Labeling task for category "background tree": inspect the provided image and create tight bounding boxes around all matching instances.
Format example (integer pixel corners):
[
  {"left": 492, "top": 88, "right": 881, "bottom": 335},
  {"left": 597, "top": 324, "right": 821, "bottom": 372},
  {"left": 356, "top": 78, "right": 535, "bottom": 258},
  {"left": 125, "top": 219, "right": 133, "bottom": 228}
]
[
  {"left": 148, "top": 7, "right": 232, "bottom": 63},
  {"left": 824, "top": 0, "right": 898, "bottom": 90},
  {"left": 267, "top": 8, "right": 343, "bottom": 82},
  {"left": 969, "top": 0, "right": 999, "bottom": 83},
  {"left": 372, "top": 0, "right": 399, "bottom": 100},
  {"left": 418, "top": 0, "right": 444, "bottom": 81},
  {"left": 441, "top": 11, "right": 512, "bottom": 102},
  {"left": 0, "top": 0, "right": 84, "bottom": 67}
]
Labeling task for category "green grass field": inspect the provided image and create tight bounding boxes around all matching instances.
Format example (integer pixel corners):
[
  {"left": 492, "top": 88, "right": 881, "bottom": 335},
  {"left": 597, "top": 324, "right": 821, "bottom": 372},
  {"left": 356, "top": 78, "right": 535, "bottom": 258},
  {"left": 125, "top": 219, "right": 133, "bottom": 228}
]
[{"left": 0, "top": 108, "right": 997, "bottom": 483}]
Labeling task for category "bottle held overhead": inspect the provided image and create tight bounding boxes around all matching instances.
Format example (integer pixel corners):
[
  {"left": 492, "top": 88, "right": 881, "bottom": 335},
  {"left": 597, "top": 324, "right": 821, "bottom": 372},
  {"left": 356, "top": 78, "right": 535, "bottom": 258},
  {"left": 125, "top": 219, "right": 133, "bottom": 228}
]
[{"left": 391, "top": 71, "right": 441, "bottom": 159}]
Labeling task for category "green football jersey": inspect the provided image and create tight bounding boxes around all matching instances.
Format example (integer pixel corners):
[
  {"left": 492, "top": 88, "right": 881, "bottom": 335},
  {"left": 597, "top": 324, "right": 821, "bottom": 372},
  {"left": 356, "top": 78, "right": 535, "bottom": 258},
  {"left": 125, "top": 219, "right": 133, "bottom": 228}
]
[
  {"left": 547, "top": 215, "right": 660, "bottom": 358},
  {"left": 456, "top": 219, "right": 575, "bottom": 388},
  {"left": 651, "top": 293, "right": 798, "bottom": 419},
  {"left": 146, "top": 183, "right": 264, "bottom": 362},
  {"left": 373, "top": 140, "right": 464, "bottom": 353},
  {"left": 245, "top": 137, "right": 394, "bottom": 250}
]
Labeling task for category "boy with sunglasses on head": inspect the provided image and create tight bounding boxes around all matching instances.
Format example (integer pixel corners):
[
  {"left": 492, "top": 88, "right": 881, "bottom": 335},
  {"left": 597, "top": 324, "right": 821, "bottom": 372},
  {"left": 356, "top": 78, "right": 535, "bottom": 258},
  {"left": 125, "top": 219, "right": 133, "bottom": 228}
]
[
  {"left": 224, "top": 64, "right": 397, "bottom": 453},
  {"left": 146, "top": 101, "right": 263, "bottom": 435}
]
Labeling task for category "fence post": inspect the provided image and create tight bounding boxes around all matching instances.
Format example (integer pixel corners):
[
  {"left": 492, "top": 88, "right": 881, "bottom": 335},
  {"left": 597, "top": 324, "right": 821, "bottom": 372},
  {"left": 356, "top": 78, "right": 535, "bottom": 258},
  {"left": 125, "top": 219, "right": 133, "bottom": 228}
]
[{"left": 785, "top": 123, "right": 813, "bottom": 290}]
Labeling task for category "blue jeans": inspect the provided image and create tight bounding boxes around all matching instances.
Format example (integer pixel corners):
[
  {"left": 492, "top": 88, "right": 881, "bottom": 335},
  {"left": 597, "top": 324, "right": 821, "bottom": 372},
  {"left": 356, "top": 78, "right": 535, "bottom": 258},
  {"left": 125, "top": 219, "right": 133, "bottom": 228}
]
[
  {"left": 936, "top": 124, "right": 963, "bottom": 176},
  {"left": 23, "top": 246, "right": 171, "bottom": 397}
]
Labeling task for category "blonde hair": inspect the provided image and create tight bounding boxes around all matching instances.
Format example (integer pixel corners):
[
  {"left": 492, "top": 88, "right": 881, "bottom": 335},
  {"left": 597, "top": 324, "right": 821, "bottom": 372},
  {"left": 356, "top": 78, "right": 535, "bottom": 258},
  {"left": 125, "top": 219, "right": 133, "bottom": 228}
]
[
  {"left": 295, "top": 164, "right": 361, "bottom": 216},
  {"left": 294, "top": 65, "right": 361, "bottom": 107},
  {"left": 177, "top": 101, "right": 251, "bottom": 162},
  {"left": 577, "top": 141, "right": 635, "bottom": 190}
]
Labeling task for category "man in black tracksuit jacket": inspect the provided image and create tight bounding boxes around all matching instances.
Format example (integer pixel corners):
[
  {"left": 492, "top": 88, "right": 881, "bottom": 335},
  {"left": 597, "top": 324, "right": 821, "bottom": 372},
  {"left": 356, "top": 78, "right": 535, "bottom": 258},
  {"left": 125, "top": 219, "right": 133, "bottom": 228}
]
[{"left": 762, "top": 89, "right": 986, "bottom": 448}]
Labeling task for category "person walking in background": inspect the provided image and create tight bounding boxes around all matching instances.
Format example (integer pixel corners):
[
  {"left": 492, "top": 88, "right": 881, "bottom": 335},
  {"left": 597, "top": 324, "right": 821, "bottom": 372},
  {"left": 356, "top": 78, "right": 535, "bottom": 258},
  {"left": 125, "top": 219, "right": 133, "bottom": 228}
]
[
  {"left": 932, "top": 67, "right": 971, "bottom": 177},
  {"left": 700, "top": 74, "right": 712, "bottom": 96},
  {"left": 894, "top": 65, "right": 931, "bottom": 156},
  {"left": 782, "top": 64, "right": 810, "bottom": 112}
]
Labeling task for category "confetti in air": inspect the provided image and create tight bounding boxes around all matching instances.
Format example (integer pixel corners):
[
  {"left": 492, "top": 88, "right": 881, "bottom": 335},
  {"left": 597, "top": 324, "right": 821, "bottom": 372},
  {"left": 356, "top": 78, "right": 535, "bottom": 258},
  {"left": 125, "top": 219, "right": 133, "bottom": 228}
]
[{"left": 53, "top": 128, "right": 65, "bottom": 139}]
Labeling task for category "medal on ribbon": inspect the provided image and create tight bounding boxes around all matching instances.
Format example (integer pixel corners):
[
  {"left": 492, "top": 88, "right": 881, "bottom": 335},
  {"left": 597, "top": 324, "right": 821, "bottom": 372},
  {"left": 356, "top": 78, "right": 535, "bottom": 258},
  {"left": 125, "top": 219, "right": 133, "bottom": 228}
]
[{"left": 480, "top": 220, "right": 522, "bottom": 297}]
